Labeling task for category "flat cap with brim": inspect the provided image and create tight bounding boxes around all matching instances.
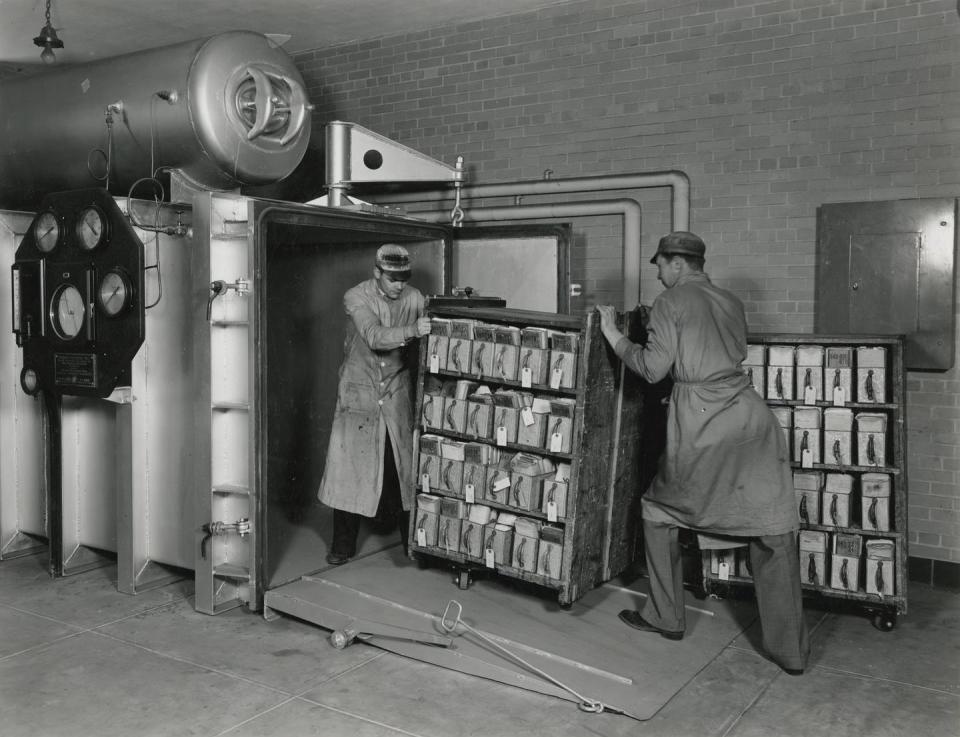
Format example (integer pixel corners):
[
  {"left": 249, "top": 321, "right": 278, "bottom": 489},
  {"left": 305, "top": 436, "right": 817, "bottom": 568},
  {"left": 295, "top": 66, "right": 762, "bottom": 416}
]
[
  {"left": 376, "top": 244, "right": 412, "bottom": 278},
  {"left": 649, "top": 231, "right": 706, "bottom": 264}
]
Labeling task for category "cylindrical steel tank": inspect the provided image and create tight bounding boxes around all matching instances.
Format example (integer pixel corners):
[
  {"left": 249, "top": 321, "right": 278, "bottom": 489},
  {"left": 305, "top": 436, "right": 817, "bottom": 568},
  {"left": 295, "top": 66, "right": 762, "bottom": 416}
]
[{"left": 0, "top": 31, "right": 312, "bottom": 209}]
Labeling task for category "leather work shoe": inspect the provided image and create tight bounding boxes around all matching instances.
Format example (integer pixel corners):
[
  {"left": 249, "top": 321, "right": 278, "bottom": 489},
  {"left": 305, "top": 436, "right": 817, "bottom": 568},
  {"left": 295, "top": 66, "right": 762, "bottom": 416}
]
[
  {"left": 325, "top": 552, "right": 351, "bottom": 566},
  {"left": 783, "top": 667, "right": 805, "bottom": 676},
  {"left": 618, "top": 609, "right": 684, "bottom": 640}
]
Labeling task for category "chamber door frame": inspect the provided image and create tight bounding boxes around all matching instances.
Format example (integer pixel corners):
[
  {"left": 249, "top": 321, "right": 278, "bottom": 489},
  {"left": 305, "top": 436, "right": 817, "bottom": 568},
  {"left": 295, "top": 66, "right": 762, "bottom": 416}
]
[{"left": 194, "top": 194, "right": 456, "bottom": 615}]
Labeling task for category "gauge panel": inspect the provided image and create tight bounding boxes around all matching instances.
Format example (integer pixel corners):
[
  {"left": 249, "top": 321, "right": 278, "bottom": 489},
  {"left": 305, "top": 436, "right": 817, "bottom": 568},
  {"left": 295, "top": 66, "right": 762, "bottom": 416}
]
[{"left": 16, "top": 188, "right": 145, "bottom": 397}]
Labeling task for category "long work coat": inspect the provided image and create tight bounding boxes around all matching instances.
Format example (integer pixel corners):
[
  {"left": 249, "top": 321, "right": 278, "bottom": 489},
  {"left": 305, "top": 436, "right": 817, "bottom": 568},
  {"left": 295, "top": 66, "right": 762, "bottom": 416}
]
[
  {"left": 614, "top": 272, "right": 797, "bottom": 537},
  {"left": 317, "top": 279, "right": 425, "bottom": 516}
]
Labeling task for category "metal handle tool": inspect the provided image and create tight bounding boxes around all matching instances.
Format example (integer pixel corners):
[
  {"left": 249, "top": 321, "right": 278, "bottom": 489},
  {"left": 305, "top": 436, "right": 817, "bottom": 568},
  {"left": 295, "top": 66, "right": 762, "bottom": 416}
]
[{"left": 440, "top": 600, "right": 609, "bottom": 714}]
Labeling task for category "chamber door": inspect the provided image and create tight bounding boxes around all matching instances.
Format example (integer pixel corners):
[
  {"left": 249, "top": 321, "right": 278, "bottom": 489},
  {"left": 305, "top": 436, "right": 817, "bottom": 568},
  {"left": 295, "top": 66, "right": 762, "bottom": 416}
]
[{"left": 194, "top": 193, "right": 257, "bottom": 615}]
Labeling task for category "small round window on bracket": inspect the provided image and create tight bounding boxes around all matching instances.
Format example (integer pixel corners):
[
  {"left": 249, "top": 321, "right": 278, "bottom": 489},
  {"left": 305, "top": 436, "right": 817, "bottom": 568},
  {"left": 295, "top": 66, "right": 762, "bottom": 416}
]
[
  {"left": 363, "top": 149, "right": 384, "bottom": 170},
  {"left": 20, "top": 367, "right": 41, "bottom": 396}
]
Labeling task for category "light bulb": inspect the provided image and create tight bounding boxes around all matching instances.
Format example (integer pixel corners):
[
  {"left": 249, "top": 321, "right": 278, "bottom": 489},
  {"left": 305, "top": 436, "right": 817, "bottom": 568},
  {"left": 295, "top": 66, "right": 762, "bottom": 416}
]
[{"left": 40, "top": 45, "right": 56, "bottom": 64}]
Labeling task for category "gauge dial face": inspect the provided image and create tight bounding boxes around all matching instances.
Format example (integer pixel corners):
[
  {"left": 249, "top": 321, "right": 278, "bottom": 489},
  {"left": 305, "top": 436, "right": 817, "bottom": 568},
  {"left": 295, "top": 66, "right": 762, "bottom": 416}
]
[
  {"left": 20, "top": 367, "right": 40, "bottom": 396},
  {"left": 34, "top": 211, "right": 60, "bottom": 253},
  {"left": 77, "top": 206, "right": 107, "bottom": 250},
  {"left": 51, "top": 284, "right": 86, "bottom": 340},
  {"left": 98, "top": 270, "right": 132, "bottom": 317}
]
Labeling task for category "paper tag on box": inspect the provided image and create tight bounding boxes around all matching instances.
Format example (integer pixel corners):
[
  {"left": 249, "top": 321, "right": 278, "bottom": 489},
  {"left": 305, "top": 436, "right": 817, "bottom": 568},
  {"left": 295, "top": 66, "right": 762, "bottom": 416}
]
[
  {"left": 718, "top": 560, "right": 730, "bottom": 581},
  {"left": 802, "top": 449, "right": 813, "bottom": 468},
  {"left": 493, "top": 476, "right": 511, "bottom": 492},
  {"left": 417, "top": 528, "right": 426, "bottom": 547},
  {"left": 547, "top": 500, "right": 558, "bottom": 522},
  {"left": 429, "top": 354, "right": 440, "bottom": 373},
  {"left": 485, "top": 548, "right": 495, "bottom": 568},
  {"left": 833, "top": 386, "right": 845, "bottom": 406},
  {"left": 496, "top": 426, "right": 507, "bottom": 446},
  {"left": 550, "top": 432, "right": 563, "bottom": 453},
  {"left": 421, "top": 473, "right": 431, "bottom": 493},
  {"left": 521, "top": 367, "right": 532, "bottom": 388},
  {"left": 804, "top": 386, "right": 817, "bottom": 405},
  {"left": 521, "top": 407, "right": 534, "bottom": 426},
  {"left": 465, "top": 483, "right": 475, "bottom": 503},
  {"left": 550, "top": 368, "right": 563, "bottom": 389}
]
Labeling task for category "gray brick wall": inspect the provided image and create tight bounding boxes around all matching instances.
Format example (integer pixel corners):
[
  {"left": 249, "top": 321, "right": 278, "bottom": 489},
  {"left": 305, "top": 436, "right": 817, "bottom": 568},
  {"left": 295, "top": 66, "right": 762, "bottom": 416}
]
[{"left": 294, "top": 0, "right": 960, "bottom": 564}]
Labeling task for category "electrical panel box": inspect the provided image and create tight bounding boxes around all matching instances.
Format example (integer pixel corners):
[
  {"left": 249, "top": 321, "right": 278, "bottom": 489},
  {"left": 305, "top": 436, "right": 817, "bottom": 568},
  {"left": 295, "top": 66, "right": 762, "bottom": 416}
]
[{"left": 815, "top": 198, "right": 957, "bottom": 370}]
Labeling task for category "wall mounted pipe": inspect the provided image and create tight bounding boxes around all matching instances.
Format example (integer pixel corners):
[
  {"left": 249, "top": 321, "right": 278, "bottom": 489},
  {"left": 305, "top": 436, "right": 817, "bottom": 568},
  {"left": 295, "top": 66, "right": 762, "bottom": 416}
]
[
  {"left": 411, "top": 198, "right": 643, "bottom": 307},
  {"left": 374, "top": 170, "right": 689, "bottom": 233}
]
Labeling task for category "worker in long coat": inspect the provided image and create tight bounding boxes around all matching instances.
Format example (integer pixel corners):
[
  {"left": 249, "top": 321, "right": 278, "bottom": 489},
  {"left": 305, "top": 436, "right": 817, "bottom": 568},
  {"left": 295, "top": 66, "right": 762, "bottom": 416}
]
[
  {"left": 597, "top": 231, "right": 809, "bottom": 675},
  {"left": 318, "top": 244, "right": 431, "bottom": 565}
]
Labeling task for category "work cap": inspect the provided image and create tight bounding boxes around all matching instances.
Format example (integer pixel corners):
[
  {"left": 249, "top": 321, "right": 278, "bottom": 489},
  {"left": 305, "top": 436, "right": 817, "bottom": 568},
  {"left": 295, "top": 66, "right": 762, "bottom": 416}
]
[
  {"left": 376, "top": 244, "right": 412, "bottom": 279},
  {"left": 650, "top": 231, "right": 706, "bottom": 264}
]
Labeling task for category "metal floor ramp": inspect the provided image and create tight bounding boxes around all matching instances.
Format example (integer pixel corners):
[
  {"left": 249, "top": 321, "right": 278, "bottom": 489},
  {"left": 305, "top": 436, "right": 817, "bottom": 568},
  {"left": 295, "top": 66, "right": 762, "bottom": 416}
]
[{"left": 263, "top": 550, "right": 755, "bottom": 721}]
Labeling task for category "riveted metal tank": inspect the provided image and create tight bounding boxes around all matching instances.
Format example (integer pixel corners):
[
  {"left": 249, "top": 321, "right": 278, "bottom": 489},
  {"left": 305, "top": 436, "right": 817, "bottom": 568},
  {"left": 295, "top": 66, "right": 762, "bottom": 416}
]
[{"left": 0, "top": 31, "right": 312, "bottom": 209}]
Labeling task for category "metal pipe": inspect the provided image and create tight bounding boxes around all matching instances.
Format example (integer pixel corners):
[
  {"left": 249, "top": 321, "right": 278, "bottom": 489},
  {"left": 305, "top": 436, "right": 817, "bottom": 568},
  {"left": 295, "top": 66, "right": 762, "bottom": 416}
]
[
  {"left": 411, "top": 199, "right": 643, "bottom": 307},
  {"left": 324, "top": 122, "right": 350, "bottom": 207},
  {"left": 375, "top": 170, "right": 689, "bottom": 232}
]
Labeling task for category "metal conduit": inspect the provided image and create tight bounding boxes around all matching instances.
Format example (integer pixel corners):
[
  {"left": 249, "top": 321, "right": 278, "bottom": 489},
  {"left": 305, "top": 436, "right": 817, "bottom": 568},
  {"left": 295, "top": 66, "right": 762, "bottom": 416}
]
[
  {"left": 373, "top": 170, "right": 690, "bottom": 233},
  {"left": 410, "top": 199, "right": 642, "bottom": 307}
]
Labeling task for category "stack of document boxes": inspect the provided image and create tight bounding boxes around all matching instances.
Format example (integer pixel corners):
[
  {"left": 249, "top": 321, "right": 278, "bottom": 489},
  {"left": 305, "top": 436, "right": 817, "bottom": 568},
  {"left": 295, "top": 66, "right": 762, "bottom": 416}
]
[
  {"left": 414, "top": 315, "right": 584, "bottom": 583},
  {"left": 728, "top": 339, "right": 900, "bottom": 600}
]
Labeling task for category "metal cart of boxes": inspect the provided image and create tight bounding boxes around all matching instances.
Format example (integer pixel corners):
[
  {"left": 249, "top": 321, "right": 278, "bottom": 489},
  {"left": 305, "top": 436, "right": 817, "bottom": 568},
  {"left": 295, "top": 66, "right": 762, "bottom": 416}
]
[
  {"left": 408, "top": 305, "right": 645, "bottom": 607},
  {"left": 702, "top": 334, "right": 907, "bottom": 631}
]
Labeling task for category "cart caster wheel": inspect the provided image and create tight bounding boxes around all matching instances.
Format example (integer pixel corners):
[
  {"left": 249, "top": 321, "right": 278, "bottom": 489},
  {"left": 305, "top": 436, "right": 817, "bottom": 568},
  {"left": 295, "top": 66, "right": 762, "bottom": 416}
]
[
  {"left": 705, "top": 582, "right": 728, "bottom": 600},
  {"left": 457, "top": 570, "right": 471, "bottom": 590},
  {"left": 872, "top": 612, "right": 897, "bottom": 632},
  {"left": 559, "top": 602, "right": 573, "bottom": 611}
]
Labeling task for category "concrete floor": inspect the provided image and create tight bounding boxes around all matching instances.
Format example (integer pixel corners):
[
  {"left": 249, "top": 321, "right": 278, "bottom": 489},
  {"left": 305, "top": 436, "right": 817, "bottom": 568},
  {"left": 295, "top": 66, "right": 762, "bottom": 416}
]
[{"left": 1, "top": 551, "right": 958, "bottom": 737}]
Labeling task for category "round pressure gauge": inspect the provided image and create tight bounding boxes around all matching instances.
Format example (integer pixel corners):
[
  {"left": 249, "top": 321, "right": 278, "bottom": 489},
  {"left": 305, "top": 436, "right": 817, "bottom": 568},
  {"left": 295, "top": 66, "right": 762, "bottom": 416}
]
[
  {"left": 50, "top": 284, "right": 86, "bottom": 340},
  {"left": 98, "top": 269, "right": 132, "bottom": 317},
  {"left": 20, "top": 367, "right": 40, "bottom": 396},
  {"left": 34, "top": 210, "right": 61, "bottom": 253},
  {"left": 76, "top": 205, "right": 108, "bottom": 250}
]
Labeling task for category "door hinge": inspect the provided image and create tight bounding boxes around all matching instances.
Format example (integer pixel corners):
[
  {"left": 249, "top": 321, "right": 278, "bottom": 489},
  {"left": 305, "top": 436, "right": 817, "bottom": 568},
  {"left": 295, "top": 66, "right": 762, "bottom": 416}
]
[{"left": 200, "top": 518, "right": 250, "bottom": 559}]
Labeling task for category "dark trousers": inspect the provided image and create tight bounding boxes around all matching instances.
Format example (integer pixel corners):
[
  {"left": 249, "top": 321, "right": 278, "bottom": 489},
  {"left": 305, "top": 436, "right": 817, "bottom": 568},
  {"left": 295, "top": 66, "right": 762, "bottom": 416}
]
[
  {"left": 331, "top": 436, "right": 409, "bottom": 557},
  {"left": 641, "top": 518, "right": 810, "bottom": 671}
]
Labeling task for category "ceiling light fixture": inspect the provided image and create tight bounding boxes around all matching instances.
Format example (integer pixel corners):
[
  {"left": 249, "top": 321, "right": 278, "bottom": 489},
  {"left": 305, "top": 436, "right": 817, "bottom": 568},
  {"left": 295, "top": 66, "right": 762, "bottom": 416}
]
[{"left": 32, "top": 0, "right": 63, "bottom": 65}]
